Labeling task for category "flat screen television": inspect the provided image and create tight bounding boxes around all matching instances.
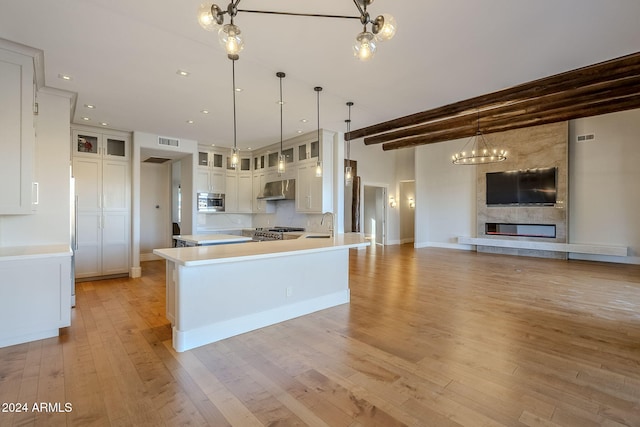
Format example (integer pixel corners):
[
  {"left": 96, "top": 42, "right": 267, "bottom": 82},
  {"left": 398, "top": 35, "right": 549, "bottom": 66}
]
[{"left": 486, "top": 167, "right": 557, "bottom": 206}]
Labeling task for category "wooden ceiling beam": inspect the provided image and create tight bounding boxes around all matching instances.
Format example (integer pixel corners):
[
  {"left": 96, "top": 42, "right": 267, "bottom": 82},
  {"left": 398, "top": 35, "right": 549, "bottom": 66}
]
[
  {"left": 382, "top": 93, "right": 640, "bottom": 151},
  {"left": 365, "top": 75, "right": 640, "bottom": 145},
  {"left": 348, "top": 51, "right": 640, "bottom": 143}
]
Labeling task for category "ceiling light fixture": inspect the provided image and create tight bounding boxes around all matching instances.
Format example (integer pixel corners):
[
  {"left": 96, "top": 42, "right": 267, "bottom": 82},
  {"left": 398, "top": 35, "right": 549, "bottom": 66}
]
[
  {"left": 314, "top": 86, "right": 323, "bottom": 178},
  {"left": 197, "top": 0, "right": 396, "bottom": 61},
  {"left": 452, "top": 110, "right": 507, "bottom": 165},
  {"left": 176, "top": 69, "right": 190, "bottom": 76},
  {"left": 277, "top": 72, "right": 286, "bottom": 175},
  {"left": 84, "top": 104, "right": 95, "bottom": 109},
  {"left": 229, "top": 55, "right": 240, "bottom": 169},
  {"left": 344, "top": 101, "right": 354, "bottom": 186}
]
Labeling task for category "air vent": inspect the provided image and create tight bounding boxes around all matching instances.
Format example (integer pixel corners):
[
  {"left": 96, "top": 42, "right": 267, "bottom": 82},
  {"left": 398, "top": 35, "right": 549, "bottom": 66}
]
[
  {"left": 158, "top": 136, "right": 180, "bottom": 147},
  {"left": 144, "top": 157, "right": 171, "bottom": 163},
  {"left": 577, "top": 133, "right": 595, "bottom": 142}
]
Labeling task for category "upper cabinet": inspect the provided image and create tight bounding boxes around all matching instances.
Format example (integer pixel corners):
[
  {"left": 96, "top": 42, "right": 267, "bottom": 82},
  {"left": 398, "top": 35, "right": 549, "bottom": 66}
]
[
  {"left": 0, "top": 43, "right": 37, "bottom": 215},
  {"left": 73, "top": 129, "right": 130, "bottom": 161}
]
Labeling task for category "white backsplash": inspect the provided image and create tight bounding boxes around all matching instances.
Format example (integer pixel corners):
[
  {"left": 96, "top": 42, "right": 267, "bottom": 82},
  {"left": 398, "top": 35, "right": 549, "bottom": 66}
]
[
  {"left": 196, "top": 201, "right": 332, "bottom": 233},
  {"left": 252, "top": 201, "right": 330, "bottom": 233}
]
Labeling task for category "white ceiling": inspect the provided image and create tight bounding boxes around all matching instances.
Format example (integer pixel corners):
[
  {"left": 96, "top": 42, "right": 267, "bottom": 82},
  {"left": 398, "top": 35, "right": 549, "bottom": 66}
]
[{"left": 2, "top": 0, "right": 639, "bottom": 151}]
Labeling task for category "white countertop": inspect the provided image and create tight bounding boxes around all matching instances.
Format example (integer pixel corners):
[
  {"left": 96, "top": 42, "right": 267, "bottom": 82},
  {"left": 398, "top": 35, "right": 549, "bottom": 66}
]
[
  {"left": 173, "top": 234, "right": 252, "bottom": 245},
  {"left": 154, "top": 233, "right": 369, "bottom": 266},
  {"left": 0, "top": 244, "right": 72, "bottom": 262}
]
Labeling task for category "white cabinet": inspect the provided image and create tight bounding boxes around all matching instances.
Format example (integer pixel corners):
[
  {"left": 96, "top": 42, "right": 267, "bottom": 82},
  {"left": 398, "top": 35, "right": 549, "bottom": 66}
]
[
  {"left": 73, "top": 128, "right": 131, "bottom": 279},
  {"left": 197, "top": 146, "right": 226, "bottom": 194},
  {"left": 296, "top": 162, "right": 324, "bottom": 213},
  {"left": 73, "top": 129, "right": 129, "bottom": 160},
  {"left": 0, "top": 249, "right": 72, "bottom": 348},
  {"left": 226, "top": 171, "right": 253, "bottom": 213},
  {"left": 0, "top": 45, "right": 36, "bottom": 214},
  {"left": 196, "top": 169, "right": 225, "bottom": 194}
]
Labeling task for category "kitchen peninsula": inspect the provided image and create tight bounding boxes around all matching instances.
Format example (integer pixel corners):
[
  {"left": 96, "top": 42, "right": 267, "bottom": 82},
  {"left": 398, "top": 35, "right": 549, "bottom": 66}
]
[{"left": 153, "top": 234, "right": 368, "bottom": 352}]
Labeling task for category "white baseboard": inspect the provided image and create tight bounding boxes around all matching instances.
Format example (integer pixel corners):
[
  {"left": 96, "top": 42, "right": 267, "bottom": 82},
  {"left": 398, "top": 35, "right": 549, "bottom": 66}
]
[{"left": 414, "top": 241, "right": 473, "bottom": 250}]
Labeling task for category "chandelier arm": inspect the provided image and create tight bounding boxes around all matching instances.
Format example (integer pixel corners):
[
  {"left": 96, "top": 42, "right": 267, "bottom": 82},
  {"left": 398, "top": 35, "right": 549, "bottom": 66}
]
[{"left": 237, "top": 9, "right": 360, "bottom": 20}]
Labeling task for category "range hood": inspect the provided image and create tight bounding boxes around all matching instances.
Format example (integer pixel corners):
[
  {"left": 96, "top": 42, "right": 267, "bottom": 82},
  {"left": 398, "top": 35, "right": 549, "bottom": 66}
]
[{"left": 257, "top": 179, "right": 295, "bottom": 201}]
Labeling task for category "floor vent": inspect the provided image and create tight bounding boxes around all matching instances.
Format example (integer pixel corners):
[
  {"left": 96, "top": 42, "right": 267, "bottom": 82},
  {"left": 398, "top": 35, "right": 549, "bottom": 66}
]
[
  {"left": 577, "top": 133, "right": 595, "bottom": 142},
  {"left": 158, "top": 136, "right": 180, "bottom": 147}
]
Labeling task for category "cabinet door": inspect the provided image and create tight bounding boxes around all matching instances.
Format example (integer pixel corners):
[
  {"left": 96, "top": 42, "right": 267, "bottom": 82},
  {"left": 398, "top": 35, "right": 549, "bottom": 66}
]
[
  {"left": 225, "top": 172, "right": 238, "bottom": 212},
  {"left": 102, "top": 211, "right": 129, "bottom": 275},
  {"left": 211, "top": 171, "right": 225, "bottom": 194},
  {"left": 75, "top": 212, "right": 102, "bottom": 278},
  {"left": 73, "top": 158, "right": 102, "bottom": 211},
  {"left": 72, "top": 130, "right": 101, "bottom": 158},
  {"left": 237, "top": 173, "right": 253, "bottom": 213},
  {"left": 103, "top": 134, "right": 129, "bottom": 160},
  {"left": 102, "top": 160, "right": 129, "bottom": 210},
  {"left": 196, "top": 168, "right": 210, "bottom": 193},
  {"left": 0, "top": 48, "right": 35, "bottom": 214}
]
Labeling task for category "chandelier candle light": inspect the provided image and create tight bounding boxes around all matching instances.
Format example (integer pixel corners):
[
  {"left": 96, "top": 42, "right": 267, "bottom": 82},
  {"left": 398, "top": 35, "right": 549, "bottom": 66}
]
[
  {"left": 451, "top": 110, "right": 507, "bottom": 165},
  {"left": 277, "top": 72, "right": 286, "bottom": 175},
  {"left": 197, "top": 0, "right": 396, "bottom": 61}
]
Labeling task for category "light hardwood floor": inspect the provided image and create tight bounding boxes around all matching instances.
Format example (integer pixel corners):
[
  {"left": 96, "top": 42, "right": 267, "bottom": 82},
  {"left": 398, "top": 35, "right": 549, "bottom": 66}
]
[{"left": 1, "top": 246, "right": 640, "bottom": 426}]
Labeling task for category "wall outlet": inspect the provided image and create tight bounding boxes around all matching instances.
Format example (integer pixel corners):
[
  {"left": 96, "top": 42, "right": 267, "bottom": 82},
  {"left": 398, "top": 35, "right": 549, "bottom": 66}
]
[{"left": 286, "top": 286, "right": 293, "bottom": 297}]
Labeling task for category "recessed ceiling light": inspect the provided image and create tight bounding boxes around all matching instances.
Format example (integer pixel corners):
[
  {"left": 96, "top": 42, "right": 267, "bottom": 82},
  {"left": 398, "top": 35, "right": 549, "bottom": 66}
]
[
  {"left": 235, "top": 87, "right": 242, "bottom": 92},
  {"left": 58, "top": 73, "right": 72, "bottom": 81},
  {"left": 176, "top": 69, "right": 190, "bottom": 77},
  {"left": 297, "top": 130, "right": 303, "bottom": 134},
  {"left": 300, "top": 119, "right": 308, "bottom": 123},
  {"left": 201, "top": 110, "right": 209, "bottom": 114},
  {"left": 246, "top": 147, "right": 252, "bottom": 150},
  {"left": 210, "top": 144, "right": 215, "bottom": 147},
  {"left": 100, "top": 122, "right": 108, "bottom": 126},
  {"left": 186, "top": 120, "right": 194, "bottom": 124},
  {"left": 276, "top": 101, "right": 286, "bottom": 105},
  {"left": 84, "top": 104, "right": 95, "bottom": 109},
  {"left": 81, "top": 117, "right": 91, "bottom": 121}
]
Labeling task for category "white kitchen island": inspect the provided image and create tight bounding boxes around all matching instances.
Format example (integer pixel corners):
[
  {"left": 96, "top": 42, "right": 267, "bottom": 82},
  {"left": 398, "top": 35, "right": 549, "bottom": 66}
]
[{"left": 153, "top": 234, "right": 368, "bottom": 352}]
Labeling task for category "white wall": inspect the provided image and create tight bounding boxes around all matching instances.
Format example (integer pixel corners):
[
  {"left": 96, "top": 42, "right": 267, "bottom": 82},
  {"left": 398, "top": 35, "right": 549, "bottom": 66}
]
[
  {"left": 569, "top": 109, "right": 640, "bottom": 264},
  {"left": 0, "top": 89, "right": 72, "bottom": 247},
  {"left": 140, "top": 162, "right": 170, "bottom": 257},
  {"left": 350, "top": 138, "right": 401, "bottom": 244},
  {"left": 414, "top": 138, "right": 476, "bottom": 249}
]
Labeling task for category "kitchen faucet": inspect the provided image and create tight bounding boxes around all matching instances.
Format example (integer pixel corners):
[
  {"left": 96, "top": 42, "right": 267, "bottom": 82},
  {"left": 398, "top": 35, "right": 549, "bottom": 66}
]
[{"left": 321, "top": 211, "right": 335, "bottom": 237}]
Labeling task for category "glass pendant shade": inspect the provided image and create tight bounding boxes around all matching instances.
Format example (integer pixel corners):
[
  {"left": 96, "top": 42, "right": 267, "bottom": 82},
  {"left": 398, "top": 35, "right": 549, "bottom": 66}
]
[
  {"left": 197, "top": 3, "right": 219, "bottom": 31},
  {"left": 353, "top": 32, "right": 377, "bottom": 61},
  {"left": 219, "top": 24, "right": 244, "bottom": 56},
  {"left": 375, "top": 14, "right": 397, "bottom": 42},
  {"left": 278, "top": 154, "right": 286, "bottom": 174},
  {"left": 315, "top": 161, "right": 323, "bottom": 178},
  {"left": 230, "top": 147, "right": 239, "bottom": 168},
  {"left": 345, "top": 166, "right": 353, "bottom": 186}
]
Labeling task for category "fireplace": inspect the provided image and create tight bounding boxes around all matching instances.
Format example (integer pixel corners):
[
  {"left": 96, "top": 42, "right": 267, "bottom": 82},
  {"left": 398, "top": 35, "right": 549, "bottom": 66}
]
[{"left": 485, "top": 223, "right": 556, "bottom": 238}]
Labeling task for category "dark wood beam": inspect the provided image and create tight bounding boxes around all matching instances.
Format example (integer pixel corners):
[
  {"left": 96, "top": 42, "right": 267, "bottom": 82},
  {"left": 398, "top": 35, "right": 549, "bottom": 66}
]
[
  {"left": 347, "top": 51, "right": 640, "bottom": 142},
  {"left": 365, "top": 76, "right": 640, "bottom": 145},
  {"left": 382, "top": 93, "right": 640, "bottom": 150}
]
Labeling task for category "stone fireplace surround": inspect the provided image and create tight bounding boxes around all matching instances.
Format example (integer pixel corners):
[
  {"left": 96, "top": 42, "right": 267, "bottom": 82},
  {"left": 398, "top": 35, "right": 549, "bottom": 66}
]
[{"left": 475, "top": 122, "right": 568, "bottom": 259}]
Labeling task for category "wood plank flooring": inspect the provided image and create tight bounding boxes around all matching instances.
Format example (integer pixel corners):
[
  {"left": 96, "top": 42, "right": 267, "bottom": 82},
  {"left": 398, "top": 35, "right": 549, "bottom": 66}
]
[{"left": 1, "top": 245, "right": 640, "bottom": 426}]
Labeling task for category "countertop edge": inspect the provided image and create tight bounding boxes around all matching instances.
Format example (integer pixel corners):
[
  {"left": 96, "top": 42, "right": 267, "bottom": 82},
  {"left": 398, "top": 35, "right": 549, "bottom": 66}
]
[{"left": 0, "top": 245, "right": 73, "bottom": 261}]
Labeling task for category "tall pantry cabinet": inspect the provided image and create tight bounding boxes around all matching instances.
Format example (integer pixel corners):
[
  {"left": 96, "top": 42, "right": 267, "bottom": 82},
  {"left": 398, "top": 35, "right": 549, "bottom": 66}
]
[{"left": 72, "top": 126, "right": 131, "bottom": 279}]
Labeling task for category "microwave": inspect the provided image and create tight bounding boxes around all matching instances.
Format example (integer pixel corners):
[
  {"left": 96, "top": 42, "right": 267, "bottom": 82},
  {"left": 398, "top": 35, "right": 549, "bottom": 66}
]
[{"left": 197, "top": 192, "right": 225, "bottom": 212}]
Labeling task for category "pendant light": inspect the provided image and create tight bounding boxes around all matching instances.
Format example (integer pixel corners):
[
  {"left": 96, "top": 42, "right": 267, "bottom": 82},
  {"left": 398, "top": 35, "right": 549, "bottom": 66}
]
[
  {"left": 451, "top": 110, "right": 507, "bottom": 165},
  {"left": 314, "top": 86, "right": 323, "bottom": 177},
  {"left": 229, "top": 55, "right": 239, "bottom": 169},
  {"left": 345, "top": 101, "right": 354, "bottom": 186},
  {"left": 277, "top": 72, "right": 286, "bottom": 175}
]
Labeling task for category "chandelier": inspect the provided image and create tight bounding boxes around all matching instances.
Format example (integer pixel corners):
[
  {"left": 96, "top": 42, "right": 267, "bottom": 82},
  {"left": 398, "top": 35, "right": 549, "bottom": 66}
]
[
  {"left": 197, "top": 0, "right": 397, "bottom": 61},
  {"left": 452, "top": 111, "right": 507, "bottom": 165}
]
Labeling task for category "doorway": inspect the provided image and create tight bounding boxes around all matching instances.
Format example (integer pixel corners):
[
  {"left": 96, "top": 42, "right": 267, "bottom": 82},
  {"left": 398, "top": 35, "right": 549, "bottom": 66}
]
[{"left": 363, "top": 185, "right": 387, "bottom": 246}]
